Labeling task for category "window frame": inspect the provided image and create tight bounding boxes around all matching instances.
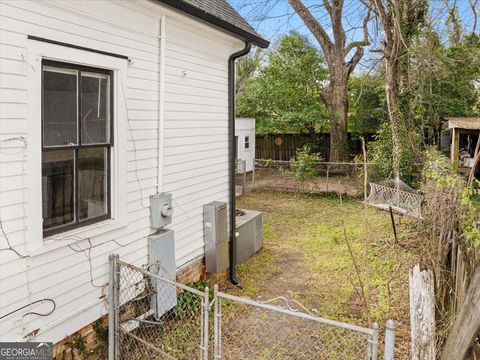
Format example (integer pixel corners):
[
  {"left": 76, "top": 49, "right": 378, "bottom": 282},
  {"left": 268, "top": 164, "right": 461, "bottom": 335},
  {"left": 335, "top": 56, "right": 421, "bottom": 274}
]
[
  {"left": 41, "top": 60, "right": 114, "bottom": 237},
  {"left": 244, "top": 135, "right": 250, "bottom": 150}
]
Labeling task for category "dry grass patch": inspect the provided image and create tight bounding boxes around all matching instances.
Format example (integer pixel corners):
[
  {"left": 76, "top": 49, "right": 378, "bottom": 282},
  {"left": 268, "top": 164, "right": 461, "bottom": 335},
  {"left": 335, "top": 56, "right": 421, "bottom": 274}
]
[{"left": 218, "top": 190, "right": 421, "bottom": 359}]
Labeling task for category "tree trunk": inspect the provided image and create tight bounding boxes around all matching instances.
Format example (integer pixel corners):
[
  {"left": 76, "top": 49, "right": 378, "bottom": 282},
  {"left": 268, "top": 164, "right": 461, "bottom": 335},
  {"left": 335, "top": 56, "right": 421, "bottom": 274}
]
[
  {"left": 441, "top": 266, "right": 480, "bottom": 360},
  {"left": 385, "top": 56, "right": 402, "bottom": 178},
  {"left": 287, "top": 0, "right": 370, "bottom": 163},
  {"left": 323, "top": 79, "right": 349, "bottom": 162}
]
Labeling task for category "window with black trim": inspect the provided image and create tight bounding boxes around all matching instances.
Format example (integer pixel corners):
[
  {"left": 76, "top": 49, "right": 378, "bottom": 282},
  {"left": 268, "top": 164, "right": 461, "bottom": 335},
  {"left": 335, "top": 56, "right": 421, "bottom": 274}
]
[
  {"left": 244, "top": 136, "right": 250, "bottom": 149},
  {"left": 42, "top": 60, "right": 113, "bottom": 236}
]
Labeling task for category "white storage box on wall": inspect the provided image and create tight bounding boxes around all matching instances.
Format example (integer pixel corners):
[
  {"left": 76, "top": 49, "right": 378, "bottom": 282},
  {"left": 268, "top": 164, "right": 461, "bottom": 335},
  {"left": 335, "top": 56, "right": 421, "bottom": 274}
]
[{"left": 148, "top": 229, "right": 176, "bottom": 317}]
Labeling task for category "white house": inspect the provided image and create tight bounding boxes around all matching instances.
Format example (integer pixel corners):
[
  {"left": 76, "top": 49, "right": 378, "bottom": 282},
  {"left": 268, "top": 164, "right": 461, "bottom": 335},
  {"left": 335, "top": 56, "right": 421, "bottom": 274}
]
[
  {"left": 236, "top": 117, "right": 255, "bottom": 172},
  {"left": 0, "top": 0, "right": 268, "bottom": 345}
]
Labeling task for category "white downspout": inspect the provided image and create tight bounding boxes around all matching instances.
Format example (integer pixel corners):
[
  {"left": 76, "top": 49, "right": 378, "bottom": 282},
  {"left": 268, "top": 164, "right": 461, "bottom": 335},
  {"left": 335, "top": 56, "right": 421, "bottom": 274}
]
[{"left": 157, "top": 15, "right": 166, "bottom": 193}]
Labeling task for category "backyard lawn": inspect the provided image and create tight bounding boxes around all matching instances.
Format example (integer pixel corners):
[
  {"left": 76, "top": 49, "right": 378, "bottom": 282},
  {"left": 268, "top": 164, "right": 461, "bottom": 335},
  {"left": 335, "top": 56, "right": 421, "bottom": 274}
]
[{"left": 219, "top": 190, "right": 420, "bottom": 359}]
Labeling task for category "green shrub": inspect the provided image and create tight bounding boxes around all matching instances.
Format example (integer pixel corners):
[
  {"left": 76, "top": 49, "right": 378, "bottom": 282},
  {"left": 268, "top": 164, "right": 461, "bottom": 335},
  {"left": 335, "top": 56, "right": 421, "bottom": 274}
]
[
  {"left": 286, "top": 145, "right": 322, "bottom": 187},
  {"left": 422, "top": 149, "right": 480, "bottom": 245}
]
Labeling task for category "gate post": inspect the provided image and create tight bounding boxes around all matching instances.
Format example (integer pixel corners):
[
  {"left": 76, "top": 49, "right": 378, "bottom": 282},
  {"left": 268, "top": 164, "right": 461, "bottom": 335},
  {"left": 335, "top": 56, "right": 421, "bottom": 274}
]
[
  {"left": 203, "top": 286, "right": 210, "bottom": 360},
  {"left": 384, "top": 319, "right": 396, "bottom": 360},
  {"left": 108, "top": 254, "right": 115, "bottom": 360},
  {"left": 326, "top": 163, "right": 330, "bottom": 192},
  {"left": 114, "top": 254, "right": 120, "bottom": 360},
  {"left": 213, "top": 285, "right": 221, "bottom": 359},
  {"left": 371, "top": 322, "right": 379, "bottom": 360}
]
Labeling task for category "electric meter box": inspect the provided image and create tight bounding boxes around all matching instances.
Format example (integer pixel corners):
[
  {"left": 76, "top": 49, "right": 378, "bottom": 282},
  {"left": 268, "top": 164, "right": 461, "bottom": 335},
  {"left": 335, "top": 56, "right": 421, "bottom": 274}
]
[{"left": 150, "top": 192, "right": 173, "bottom": 229}]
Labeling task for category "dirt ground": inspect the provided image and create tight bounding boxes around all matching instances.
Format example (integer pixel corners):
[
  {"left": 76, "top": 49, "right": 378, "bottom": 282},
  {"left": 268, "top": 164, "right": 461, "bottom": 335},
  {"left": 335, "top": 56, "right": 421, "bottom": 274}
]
[
  {"left": 217, "top": 190, "right": 421, "bottom": 359},
  {"left": 245, "top": 169, "right": 364, "bottom": 196}
]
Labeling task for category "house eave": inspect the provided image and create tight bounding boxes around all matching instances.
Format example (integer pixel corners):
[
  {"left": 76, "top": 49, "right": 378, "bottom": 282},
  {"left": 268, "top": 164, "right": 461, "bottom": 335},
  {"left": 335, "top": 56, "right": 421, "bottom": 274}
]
[{"left": 153, "top": 0, "right": 270, "bottom": 48}]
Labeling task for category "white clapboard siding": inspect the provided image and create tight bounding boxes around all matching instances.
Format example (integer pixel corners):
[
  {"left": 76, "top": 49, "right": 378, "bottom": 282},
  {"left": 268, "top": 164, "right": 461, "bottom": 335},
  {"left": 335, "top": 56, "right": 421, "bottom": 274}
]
[{"left": 0, "top": 0, "right": 244, "bottom": 343}]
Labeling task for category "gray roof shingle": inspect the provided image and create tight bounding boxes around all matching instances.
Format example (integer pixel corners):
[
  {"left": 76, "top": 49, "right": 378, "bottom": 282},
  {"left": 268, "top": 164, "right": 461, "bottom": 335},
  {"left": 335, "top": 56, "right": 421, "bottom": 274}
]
[{"left": 155, "top": 0, "right": 269, "bottom": 48}]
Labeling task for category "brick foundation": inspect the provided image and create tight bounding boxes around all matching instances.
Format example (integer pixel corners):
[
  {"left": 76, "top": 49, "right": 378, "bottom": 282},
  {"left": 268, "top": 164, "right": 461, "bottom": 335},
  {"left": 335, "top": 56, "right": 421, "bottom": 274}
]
[
  {"left": 52, "top": 257, "right": 205, "bottom": 359},
  {"left": 53, "top": 316, "right": 108, "bottom": 360},
  {"left": 176, "top": 257, "right": 205, "bottom": 284}
]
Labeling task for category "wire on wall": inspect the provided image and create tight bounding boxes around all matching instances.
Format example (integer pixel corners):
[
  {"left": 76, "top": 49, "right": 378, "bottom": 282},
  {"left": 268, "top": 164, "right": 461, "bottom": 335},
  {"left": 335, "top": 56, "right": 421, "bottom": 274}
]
[
  {"left": 0, "top": 298, "right": 56, "bottom": 320},
  {"left": 0, "top": 137, "right": 29, "bottom": 259},
  {"left": 119, "top": 70, "right": 150, "bottom": 210}
]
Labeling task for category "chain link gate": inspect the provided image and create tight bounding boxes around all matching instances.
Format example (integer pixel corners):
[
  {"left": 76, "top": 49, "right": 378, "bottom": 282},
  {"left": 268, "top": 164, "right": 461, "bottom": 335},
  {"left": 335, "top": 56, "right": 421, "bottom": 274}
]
[
  {"left": 109, "top": 256, "right": 393, "bottom": 359},
  {"left": 108, "top": 255, "right": 209, "bottom": 360},
  {"left": 212, "top": 286, "right": 381, "bottom": 360}
]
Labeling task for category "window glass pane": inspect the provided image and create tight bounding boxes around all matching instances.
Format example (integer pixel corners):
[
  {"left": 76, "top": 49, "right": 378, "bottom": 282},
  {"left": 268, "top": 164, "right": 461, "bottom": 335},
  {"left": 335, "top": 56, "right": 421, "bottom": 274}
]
[
  {"left": 78, "top": 147, "right": 108, "bottom": 220},
  {"left": 42, "top": 150, "right": 75, "bottom": 229},
  {"left": 43, "top": 67, "right": 78, "bottom": 146},
  {"left": 81, "top": 73, "right": 110, "bottom": 144}
]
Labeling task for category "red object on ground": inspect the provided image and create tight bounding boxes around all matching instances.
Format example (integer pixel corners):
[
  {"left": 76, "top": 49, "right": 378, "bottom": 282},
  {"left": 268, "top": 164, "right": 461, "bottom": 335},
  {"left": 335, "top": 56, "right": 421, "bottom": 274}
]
[{"left": 201, "top": 264, "right": 206, "bottom": 281}]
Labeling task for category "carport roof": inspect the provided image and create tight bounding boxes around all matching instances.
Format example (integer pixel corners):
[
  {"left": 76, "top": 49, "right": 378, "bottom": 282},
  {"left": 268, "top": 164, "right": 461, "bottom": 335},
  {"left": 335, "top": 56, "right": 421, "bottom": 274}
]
[{"left": 448, "top": 117, "right": 480, "bottom": 130}]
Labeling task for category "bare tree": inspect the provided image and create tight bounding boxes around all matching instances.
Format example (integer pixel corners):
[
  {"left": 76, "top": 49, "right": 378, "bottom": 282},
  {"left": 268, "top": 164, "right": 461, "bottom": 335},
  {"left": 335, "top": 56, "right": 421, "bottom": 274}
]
[
  {"left": 288, "top": 0, "right": 370, "bottom": 161},
  {"left": 368, "top": 0, "right": 426, "bottom": 177}
]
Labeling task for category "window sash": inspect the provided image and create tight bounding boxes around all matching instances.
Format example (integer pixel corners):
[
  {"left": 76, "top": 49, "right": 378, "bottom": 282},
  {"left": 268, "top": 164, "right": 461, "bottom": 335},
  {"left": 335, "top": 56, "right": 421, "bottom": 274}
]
[
  {"left": 42, "top": 146, "right": 111, "bottom": 236},
  {"left": 41, "top": 60, "right": 113, "bottom": 237},
  {"left": 42, "top": 60, "right": 114, "bottom": 149}
]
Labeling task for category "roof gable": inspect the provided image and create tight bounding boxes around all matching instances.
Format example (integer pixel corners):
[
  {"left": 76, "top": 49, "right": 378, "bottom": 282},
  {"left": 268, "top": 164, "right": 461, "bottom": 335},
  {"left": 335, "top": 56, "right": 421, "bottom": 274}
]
[{"left": 155, "top": 0, "right": 269, "bottom": 48}]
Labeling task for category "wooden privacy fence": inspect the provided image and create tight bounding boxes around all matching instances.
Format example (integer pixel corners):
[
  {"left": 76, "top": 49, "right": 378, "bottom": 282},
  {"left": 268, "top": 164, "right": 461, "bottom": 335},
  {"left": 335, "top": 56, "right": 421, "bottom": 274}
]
[
  {"left": 255, "top": 134, "right": 321, "bottom": 161},
  {"left": 255, "top": 134, "right": 374, "bottom": 161}
]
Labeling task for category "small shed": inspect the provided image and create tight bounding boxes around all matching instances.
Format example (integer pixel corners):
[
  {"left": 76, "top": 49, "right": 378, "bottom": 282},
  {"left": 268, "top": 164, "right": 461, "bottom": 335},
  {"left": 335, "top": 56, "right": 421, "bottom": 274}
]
[
  {"left": 448, "top": 117, "right": 480, "bottom": 172},
  {"left": 236, "top": 118, "right": 256, "bottom": 172}
]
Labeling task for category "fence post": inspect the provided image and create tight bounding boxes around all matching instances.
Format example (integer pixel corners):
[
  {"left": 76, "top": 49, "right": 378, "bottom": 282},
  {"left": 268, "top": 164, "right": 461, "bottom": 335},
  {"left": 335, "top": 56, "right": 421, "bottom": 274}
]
[
  {"left": 370, "top": 322, "right": 379, "bottom": 360},
  {"left": 203, "top": 286, "right": 210, "bottom": 360},
  {"left": 114, "top": 254, "right": 120, "bottom": 360},
  {"left": 213, "top": 285, "right": 221, "bottom": 360},
  {"left": 409, "top": 264, "right": 435, "bottom": 360},
  {"left": 326, "top": 163, "right": 330, "bottom": 192},
  {"left": 384, "top": 319, "right": 396, "bottom": 360},
  {"left": 108, "top": 254, "right": 115, "bottom": 360},
  {"left": 242, "top": 160, "right": 246, "bottom": 194},
  {"left": 252, "top": 161, "right": 255, "bottom": 187}
]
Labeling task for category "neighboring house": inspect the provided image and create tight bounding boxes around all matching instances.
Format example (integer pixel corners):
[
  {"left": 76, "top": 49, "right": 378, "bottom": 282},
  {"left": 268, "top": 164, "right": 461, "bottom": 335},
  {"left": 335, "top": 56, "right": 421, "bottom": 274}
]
[
  {"left": 236, "top": 117, "right": 255, "bottom": 172},
  {"left": 0, "top": 0, "right": 267, "bottom": 345}
]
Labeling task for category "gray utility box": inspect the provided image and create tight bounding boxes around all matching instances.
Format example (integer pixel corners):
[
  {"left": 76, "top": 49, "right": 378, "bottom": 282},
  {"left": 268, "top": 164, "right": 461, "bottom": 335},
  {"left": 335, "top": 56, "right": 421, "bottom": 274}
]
[
  {"left": 148, "top": 229, "right": 176, "bottom": 318},
  {"left": 204, "top": 201, "right": 228, "bottom": 274},
  {"left": 150, "top": 192, "right": 173, "bottom": 230},
  {"left": 235, "top": 209, "right": 263, "bottom": 264}
]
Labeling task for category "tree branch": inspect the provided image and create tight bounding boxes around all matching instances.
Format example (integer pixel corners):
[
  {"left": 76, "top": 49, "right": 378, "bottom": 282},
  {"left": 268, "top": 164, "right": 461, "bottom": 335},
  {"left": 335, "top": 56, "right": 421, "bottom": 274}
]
[
  {"left": 371, "top": 0, "right": 392, "bottom": 38},
  {"left": 288, "top": 0, "right": 334, "bottom": 54},
  {"left": 347, "top": 47, "right": 365, "bottom": 76},
  {"left": 322, "top": 0, "right": 332, "bottom": 15},
  {"left": 330, "top": 0, "right": 347, "bottom": 50},
  {"left": 470, "top": 0, "right": 478, "bottom": 35},
  {"left": 344, "top": 9, "right": 371, "bottom": 55}
]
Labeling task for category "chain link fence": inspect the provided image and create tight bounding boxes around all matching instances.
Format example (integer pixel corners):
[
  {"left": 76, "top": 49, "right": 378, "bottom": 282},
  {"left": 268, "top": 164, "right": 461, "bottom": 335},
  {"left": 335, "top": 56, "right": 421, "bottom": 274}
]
[
  {"left": 108, "top": 255, "right": 209, "bottom": 360},
  {"left": 109, "top": 255, "right": 394, "bottom": 359},
  {"left": 235, "top": 159, "right": 247, "bottom": 196},
  {"left": 251, "top": 160, "right": 372, "bottom": 196},
  {"left": 213, "top": 287, "right": 381, "bottom": 360}
]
